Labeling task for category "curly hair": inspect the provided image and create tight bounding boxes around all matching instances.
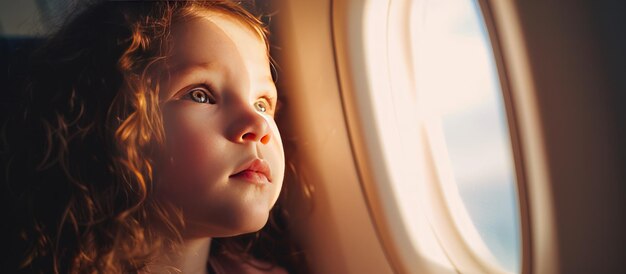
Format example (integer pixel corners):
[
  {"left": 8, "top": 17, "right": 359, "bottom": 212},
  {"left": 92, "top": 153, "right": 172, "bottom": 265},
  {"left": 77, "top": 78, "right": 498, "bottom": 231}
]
[{"left": 0, "top": 1, "right": 308, "bottom": 273}]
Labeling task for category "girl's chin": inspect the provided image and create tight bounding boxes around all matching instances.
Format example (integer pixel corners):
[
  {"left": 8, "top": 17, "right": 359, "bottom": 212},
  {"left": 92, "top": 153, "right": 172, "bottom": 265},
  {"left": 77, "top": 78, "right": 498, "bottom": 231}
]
[{"left": 182, "top": 211, "right": 271, "bottom": 238}]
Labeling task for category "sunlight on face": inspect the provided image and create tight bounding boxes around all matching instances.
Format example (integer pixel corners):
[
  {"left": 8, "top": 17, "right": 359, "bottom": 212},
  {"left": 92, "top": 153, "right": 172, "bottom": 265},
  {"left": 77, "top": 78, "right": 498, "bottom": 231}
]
[{"left": 157, "top": 11, "right": 284, "bottom": 239}]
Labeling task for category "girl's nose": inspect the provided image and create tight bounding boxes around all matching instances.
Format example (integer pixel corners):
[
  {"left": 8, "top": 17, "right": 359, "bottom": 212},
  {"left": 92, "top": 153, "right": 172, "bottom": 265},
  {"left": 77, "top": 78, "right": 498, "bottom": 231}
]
[{"left": 227, "top": 105, "right": 271, "bottom": 145}]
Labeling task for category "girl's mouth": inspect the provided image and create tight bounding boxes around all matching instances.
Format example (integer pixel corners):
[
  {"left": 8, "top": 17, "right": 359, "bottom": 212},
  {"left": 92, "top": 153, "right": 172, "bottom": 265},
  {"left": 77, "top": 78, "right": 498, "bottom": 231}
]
[{"left": 230, "top": 159, "right": 272, "bottom": 184}]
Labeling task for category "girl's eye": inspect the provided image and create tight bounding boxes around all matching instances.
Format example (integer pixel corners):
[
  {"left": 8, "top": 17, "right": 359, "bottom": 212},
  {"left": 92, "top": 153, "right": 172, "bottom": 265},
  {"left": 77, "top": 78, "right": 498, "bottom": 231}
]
[
  {"left": 254, "top": 99, "right": 269, "bottom": 113},
  {"left": 187, "top": 88, "right": 216, "bottom": 104}
]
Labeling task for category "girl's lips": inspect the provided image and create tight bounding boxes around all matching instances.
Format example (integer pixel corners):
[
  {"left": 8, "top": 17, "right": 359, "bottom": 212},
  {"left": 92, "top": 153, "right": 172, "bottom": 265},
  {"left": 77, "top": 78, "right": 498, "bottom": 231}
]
[
  {"left": 230, "top": 170, "right": 270, "bottom": 184},
  {"left": 230, "top": 159, "right": 272, "bottom": 184}
]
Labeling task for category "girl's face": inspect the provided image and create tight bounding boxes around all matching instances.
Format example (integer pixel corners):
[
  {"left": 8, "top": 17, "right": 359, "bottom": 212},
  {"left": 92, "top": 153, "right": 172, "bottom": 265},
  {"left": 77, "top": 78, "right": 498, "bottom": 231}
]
[{"left": 158, "top": 12, "right": 284, "bottom": 238}]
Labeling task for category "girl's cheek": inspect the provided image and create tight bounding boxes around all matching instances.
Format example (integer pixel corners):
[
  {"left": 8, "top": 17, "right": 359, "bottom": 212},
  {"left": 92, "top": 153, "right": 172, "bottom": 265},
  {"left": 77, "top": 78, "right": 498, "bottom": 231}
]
[
  {"left": 269, "top": 121, "right": 285, "bottom": 156},
  {"left": 163, "top": 108, "right": 215, "bottom": 172},
  {"left": 268, "top": 122, "right": 286, "bottom": 181},
  {"left": 160, "top": 119, "right": 222, "bottom": 199}
]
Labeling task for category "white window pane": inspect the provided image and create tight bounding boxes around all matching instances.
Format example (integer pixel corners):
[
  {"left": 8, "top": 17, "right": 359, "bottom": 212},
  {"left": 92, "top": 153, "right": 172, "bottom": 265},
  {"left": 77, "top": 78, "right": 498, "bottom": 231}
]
[{"left": 411, "top": 0, "right": 521, "bottom": 272}]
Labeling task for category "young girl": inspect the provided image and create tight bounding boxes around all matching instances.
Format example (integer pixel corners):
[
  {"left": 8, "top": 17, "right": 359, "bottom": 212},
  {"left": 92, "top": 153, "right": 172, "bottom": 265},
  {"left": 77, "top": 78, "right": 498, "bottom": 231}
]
[{"left": 1, "top": 1, "right": 307, "bottom": 273}]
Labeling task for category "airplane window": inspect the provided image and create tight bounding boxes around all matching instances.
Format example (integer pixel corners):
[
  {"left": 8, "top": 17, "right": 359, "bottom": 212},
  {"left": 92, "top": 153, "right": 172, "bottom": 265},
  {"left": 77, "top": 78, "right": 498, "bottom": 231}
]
[{"left": 411, "top": 0, "right": 520, "bottom": 272}]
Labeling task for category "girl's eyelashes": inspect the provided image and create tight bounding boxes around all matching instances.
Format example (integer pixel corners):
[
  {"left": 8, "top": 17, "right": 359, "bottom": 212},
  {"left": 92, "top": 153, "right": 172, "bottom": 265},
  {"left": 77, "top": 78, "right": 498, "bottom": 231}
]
[{"left": 185, "top": 87, "right": 216, "bottom": 104}]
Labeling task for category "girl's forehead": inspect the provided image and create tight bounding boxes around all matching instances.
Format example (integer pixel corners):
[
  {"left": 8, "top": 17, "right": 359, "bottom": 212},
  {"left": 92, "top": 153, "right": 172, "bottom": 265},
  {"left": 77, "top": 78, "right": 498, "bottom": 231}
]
[
  {"left": 169, "top": 11, "right": 269, "bottom": 67},
  {"left": 159, "top": 11, "right": 274, "bottom": 101}
]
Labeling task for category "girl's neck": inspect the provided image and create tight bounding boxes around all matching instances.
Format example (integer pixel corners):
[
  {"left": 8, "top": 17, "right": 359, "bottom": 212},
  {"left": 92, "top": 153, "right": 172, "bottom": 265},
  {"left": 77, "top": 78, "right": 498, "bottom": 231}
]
[
  {"left": 180, "top": 237, "right": 212, "bottom": 274},
  {"left": 155, "top": 237, "right": 212, "bottom": 274}
]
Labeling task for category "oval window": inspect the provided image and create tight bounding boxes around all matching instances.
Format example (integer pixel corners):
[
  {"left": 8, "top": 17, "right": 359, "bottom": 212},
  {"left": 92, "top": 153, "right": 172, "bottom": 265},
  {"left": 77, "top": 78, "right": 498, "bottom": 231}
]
[{"left": 411, "top": 0, "right": 521, "bottom": 272}]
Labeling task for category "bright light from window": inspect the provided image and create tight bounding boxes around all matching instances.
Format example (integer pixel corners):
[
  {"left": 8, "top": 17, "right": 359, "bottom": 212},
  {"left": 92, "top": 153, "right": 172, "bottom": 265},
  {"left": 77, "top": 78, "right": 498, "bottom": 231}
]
[{"left": 411, "top": 0, "right": 521, "bottom": 272}]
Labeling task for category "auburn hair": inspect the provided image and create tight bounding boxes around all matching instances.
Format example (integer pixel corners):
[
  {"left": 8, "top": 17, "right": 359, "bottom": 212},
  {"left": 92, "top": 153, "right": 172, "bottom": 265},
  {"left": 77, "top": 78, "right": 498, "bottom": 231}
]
[{"left": 0, "top": 1, "right": 307, "bottom": 273}]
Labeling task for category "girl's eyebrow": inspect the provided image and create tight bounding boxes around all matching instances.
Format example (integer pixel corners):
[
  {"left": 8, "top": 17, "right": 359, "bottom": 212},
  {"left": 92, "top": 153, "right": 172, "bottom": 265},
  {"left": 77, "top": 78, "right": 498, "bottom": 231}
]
[
  {"left": 161, "top": 62, "right": 219, "bottom": 101},
  {"left": 173, "top": 60, "right": 276, "bottom": 88},
  {"left": 258, "top": 77, "right": 278, "bottom": 97},
  {"left": 173, "top": 61, "right": 271, "bottom": 85},
  {"left": 171, "top": 61, "right": 219, "bottom": 76}
]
